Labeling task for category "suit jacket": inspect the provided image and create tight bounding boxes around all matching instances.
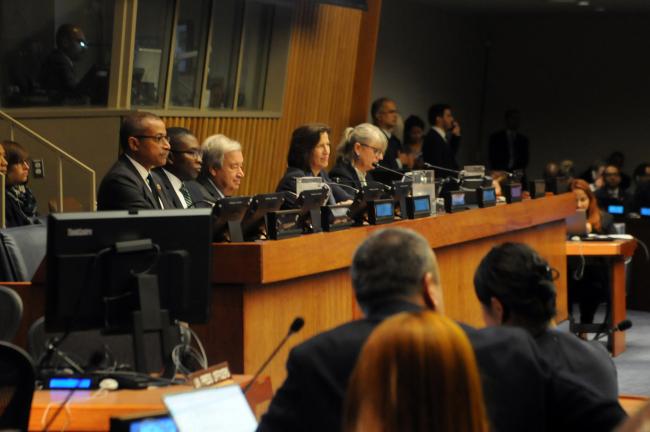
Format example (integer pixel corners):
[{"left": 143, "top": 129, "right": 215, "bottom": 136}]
[
  {"left": 275, "top": 167, "right": 353, "bottom": 207},
  {"left": 185, "top": 180, "right": 215, "bottom": 208},
  {"left": 379, "top": 133, "right": 401, "bottom": 171},
  {"left": 328, "top": 159, "right": 375, "bottom": 192},
  {"left": 197, "top": 175, "right": 225, "bottom": 202},
  {"left": 97, "top": 155, "right": 171, "bottom": 210},
  {"left": 258, "top": 300, "right": 625, "bottom": 432},
  {"left": 421, "top": 128, "right": 460, "bottom": 171},
  {"left": 488, "top": 130, "right": 530, "bottom": 171},
  {"left": 154, "top": 168, "right": 183, "bottom": 209}
]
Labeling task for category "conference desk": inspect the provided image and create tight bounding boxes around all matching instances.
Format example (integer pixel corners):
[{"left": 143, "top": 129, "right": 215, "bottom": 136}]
[
  {"left": 566, "top": 238, "right": 637, "bottom": 356},
  {"left": 12, "top": 194, "right": 575, "bottom": 395},
  {"left": 194, "top": 193, "right": 576, "bottom": 389},
  {"left": 29, "top": 375, "right": 272, "bottom": 432}
]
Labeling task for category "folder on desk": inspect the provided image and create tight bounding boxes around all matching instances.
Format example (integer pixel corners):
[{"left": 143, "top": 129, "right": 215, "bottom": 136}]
[{"left": 163, "top": 384, "right": 257, "bottom": 432}]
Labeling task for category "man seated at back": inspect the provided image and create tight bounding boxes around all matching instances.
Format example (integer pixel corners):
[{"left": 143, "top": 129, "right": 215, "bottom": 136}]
[
  {"left": 97, "top": 112, "right": 171, "bottom": 210},
  {"left": 195, "top": 134, "right": 245, "bottom": 202},
  {"left": 154, "top": 127, "right": 202, "bottom": 209},
  {"left": 258, "top": 228, "right": 625, "bottom": 432}
]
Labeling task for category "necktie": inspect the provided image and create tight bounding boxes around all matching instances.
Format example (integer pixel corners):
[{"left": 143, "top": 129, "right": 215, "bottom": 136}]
[
  {"left": 180, "top": 183, "right": 193, "bottom": 208},
  {"left": 146, "top": 173, "right": 163, "bottom": 209}
]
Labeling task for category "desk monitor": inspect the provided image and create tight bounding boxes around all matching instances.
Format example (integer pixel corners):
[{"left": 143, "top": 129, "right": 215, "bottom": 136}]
[
  {"left": 349, "top": 185, "right": 385, "bottom": 225},
  {"left": 503, "top": 182, "right": 522, "bottom": 204},
  {"left": 529, "top": 179, "right": 546, "bottom": 199},
  {"left": 212, "top": 196, "right": 252, "bottom": 242},
  {"left": 241, "top": 193, "right": 285, "bottom": 241},
  {"left": 477, "top": 186, "right": 497, "bottom": 208},
  {"left": 641, "top": 207, "right": 650, "bottom": 217},
  {"left": 45, "top": 209, "right": 212, "bottom": 373},
  {"left": 406, "top": 195, "right": 431, "bottom": 219},
  {"left": 298, "top": 188, "right": 328, "bottom": 233}
]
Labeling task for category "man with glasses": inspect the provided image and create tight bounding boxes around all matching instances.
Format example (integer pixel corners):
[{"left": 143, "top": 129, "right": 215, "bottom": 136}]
[
  {"left": 594, "top": 163, "right": 631, "bottom": 210},
  {"left": 154, "top": 127, "right": 203, "bottom": 209},
  {"left": 98, "top": 112, "right": 172, "bottom": 210},
  {"left": 371, "top": 97, "right": 401, "bottom": 172}
]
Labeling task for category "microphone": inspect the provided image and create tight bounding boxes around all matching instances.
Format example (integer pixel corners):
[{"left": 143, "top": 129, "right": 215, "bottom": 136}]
[
  {"left": 243, "top": 317, "right": 305, "bottom": 394},
  {"left": 371, "top": 163, "right": 412, "bottom": 179},
  {"left": 329, "top": 178, "right": 360, "bottom": 194},
  {"left": 608, "top": 319, "right": 632, "bottom": 334},
  {"left": 422, "top": 162, "right": 461, "bottom": 176}
]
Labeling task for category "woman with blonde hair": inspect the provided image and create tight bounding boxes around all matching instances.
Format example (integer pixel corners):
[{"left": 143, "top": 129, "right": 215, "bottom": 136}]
[
  {"left": 329, "top": 123, "right": 387, "bottom": 190},
  {"left": 343, "top": 310, "right": 489, "bottom": 432}
]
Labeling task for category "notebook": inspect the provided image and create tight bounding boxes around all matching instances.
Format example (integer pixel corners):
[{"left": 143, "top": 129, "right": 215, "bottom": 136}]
[
  {"left": 565, "top": 209, "right": 588, "bottom": 238},
  {"left": 163, "top": 385, "right": 258, "bottom": 432}
]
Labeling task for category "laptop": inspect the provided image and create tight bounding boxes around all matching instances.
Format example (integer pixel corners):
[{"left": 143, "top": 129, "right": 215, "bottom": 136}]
[
  {"left": 163, "top": 385, "right": 258, "bottom": 432},
  {"left": 565, "top": 209, "right": 588, "bottom": 238}
]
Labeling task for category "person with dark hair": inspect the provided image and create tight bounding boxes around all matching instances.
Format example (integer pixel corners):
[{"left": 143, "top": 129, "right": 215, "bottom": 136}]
[
  {"left": 403, "top": 115, "right": 425, "bottom": 148},
  {"left": 370, "top": 97, "right": 401, "bottom": 171},
  {"left": 474, "top": 242, "right": 618, "bottom": 399},
  {"left": 594, "top": 164, "right": 631, "bottom": 210},
  {"left": 154, "top": 127, "right": 202, "bottom": 209},
  {"left": 630, "top": 162, "right": 650, "bottom": 212},
  {"left": 40, "top": 24, "right": 89, "bottom": 105},
  {"left": 488, "top": 109, "right": 530, "bottom": 177},
  {"left": 97, "top": 112, "right": 171, "bottom": 210},
  {"left": 258, "top": 227, "right": 626, "bottom": 432},
  {"left": 421, "top": 103, "right": 461, "bottom": 171},
  {"left": 606, "top": 151, "right": 631, "bottom": 192},
  {"left": 276, "top": 124, "right": 351, "bottom": 206},
  {"left": 579, "top": 160, "right": 606, "bottom": 192},
  {"left": 2, "top": 140, "right": 39, "bottom": 227}
]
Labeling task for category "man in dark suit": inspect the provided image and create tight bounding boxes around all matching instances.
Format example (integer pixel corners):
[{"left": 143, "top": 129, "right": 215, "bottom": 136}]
[
  {"left": 97, "top": 112, "right": 171, "bottom": 210},
  {"left": 195, "top": 134, "right": 245, "bottom": 202},
  {"left": 421, "top": 103, "right": 461, "bottom": 172},
  {"left": 154, "top": 127, "right": 202, "bottom": 209},
  {"left": 40, "top": 24, "right": 88, "bottom": 105},
  {"left": 371, "top": 97, "right": 401, "bottom": 172},
  {"left": 258, "top": 228, "right": 625, "bottom": 432},
  {"left": 488, "top": 109, "right": 530, "bottom": 176}
]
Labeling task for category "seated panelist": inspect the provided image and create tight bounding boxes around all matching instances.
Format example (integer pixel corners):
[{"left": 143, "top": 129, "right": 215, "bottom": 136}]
[
  {"left": 154, "top": 127, "right": 202, "bottom": 209},
  {"left": 329, "top": 123, "right": 387, "bottom": 191},
  {"left": 276, "top": 123, "right": 352, "bottom": 206},
  {"left": 196, "top": 134, "right": 244, "bottom": 202},
  {"left": 97, "top": 112, "right": 172, "bottom": 210}
]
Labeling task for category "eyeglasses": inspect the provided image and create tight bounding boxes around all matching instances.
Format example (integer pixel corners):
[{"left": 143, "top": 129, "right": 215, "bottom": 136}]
[
  {"left": 172, "top": 149, "right": 202, "bottom": 159},
  {"left": 360, "top": 143, "right": 383, "bottom": 156},
  {"left": 134, "top": 135, "right": 169, "bottom": 144}
]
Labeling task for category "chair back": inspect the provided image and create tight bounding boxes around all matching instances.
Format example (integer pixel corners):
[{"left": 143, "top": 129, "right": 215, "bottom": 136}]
[
  {"left": 0, "top": 223, "right": 47, "bottom": 281},
  {"left": 0, "top": 286, "right": 22, "bottom": 341},
  {"left": 0, "top": 341, "right": 35, "bottom": 431}
]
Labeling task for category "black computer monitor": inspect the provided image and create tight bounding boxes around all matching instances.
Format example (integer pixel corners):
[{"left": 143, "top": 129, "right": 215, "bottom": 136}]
[
  {"left": 212, "top": 196, "right": 252, "bottom": 242},
  {"left": 45, "top": 209, "right": 213, "bottom": 373},
  {"left": 349, "top": 185, "right": 386, "bottom": 225},
  {"left": 241, "top": 193, "right": 285, "bottom": 241}
]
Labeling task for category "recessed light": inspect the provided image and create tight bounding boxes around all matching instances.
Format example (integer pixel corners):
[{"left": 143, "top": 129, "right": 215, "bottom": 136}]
[{"left": 577, "top": 0, "right": 590, "bottom": 6}]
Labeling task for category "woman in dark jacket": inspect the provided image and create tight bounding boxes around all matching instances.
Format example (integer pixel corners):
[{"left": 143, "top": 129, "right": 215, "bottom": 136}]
[
  {"left": 276, "top": 123, "right": 352, "bottom": 206},
  {"left": 2, "top": 140, "right": 38, "bottom": 227}
]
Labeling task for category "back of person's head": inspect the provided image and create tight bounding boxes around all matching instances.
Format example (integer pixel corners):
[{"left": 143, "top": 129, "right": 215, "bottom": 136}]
[
  {"left": 287, "top": 123, "right": 330, "bottom": 172},
  {"left": 336, "top": 123, "right": 387, "bottom": 163},
  {"left": 200, "top": 134, "right": 241, "bottom": 176},
  {"left": 570, "top": 178, "right": 602, "bottom": 231},
  {"left": 427, "top": 103, "right": 451, "bottom": 126},
  {"left": 344, "top": 310, "right": 488, "bottom": 432},
  {"left": 370, "top": 97, "right": 391, "bottom": 124},
  {"left": 2, "top": 140, "right": 29, "bottom": 166},
  {"left": 474, "top": 243, "right": 557, "bottom": 336},
  {"left": 119, "top": 112, "right": 163, "bottom": 153},
  {"left": 607, "top": 151, "right": 625, "bottom": 168},
  {"left": 404, "top": 115, "right": 425, "bottom": 134},
  {"left": 351, "top": 228, "right": 439, "bottom": 312},
  {"left": 55, "top": 24, "right": 78, "bottom": 48}
]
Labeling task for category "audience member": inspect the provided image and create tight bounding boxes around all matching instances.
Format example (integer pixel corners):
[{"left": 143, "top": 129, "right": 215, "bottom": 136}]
[
  {"left": 630, "top": 163, "right": 650, "bottom": 213},
  {"left": 474, "top": 242, "right": 618, "bottom": 399},
  {"left": 488, "top": 109, "right": 529, "bottom": 177},
  {"left": 343, "top": 311, "right": 489, "bottom": 432},
  {"left": 488, "top": 170, "right": 508, "bottom": 199},
  {"left": 276, "top": 123, "right": 352, "bottom": 206},
  {"left": 543, "top": 161, "right": 560, "bottom": 192},
  {"left": 606, "top": 151, "right": 631, "bottom": 192},
  {"left": 371, "top": 97, "right": 401, "bottom": 171},
  {"left": 97, "top": 112, "right": 171, "bottom": 210},
  {"left": 421, "top": 103, "right": 461, "bottom": 171},
  {"left": 569, "top": 179, "right": 615, "bottom": 327},
  {"left": 154, "top": 127, "right": 202, "bottom": 209},
  {"left": 594, "top": 164, "right": 630, "bottom": 209},
  {"left": 396, "top": 143, "right": 417, "bottom": 171},
  {"left": 258, "top": 227, "right": 625, "bottom": 432},
  {"left": 330, "top": 123, "right": 386, "bottom": 190},
  {"left": 403, "top": 114, "right": 425, "bottom": 151},
  {"left": 579, "top": 160, "right": 606, "bottom": 192},
  {"left": 196, "top": 134, "right": 244, "bottom": 201},
  {"left": 40, "top": 24, "right": 89, "bottom": 105},
  {"left": 2, "top": 140, "right": 39, "bottom": 227},
  {"left": 559, "top": 159, "right": 576, "bottom": 180}
]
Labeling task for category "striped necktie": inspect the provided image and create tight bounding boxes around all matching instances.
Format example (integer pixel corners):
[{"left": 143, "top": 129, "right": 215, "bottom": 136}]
[{"left": 180, "top": 183, "right": 193, "bottom": 208}]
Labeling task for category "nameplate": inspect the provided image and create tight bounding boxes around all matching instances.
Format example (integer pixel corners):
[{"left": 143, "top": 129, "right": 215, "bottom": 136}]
[{"left": 187, "top": 361, "right": 232, "bottom": 389}]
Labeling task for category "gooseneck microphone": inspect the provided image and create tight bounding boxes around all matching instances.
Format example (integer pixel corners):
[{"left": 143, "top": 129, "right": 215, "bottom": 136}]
[
  {"left": 243, "top": 317, "right": 305, "bottom": 394},
  {"left": 422, "top": 162, "right": 461, "bottom": 176},
  {"left": 371, "top": 163, "right": 412, "bottom": 179},
  {"left": 609, "top": 319, "right": 632, "bottom": 334},
  {"left": 330, "top": 178, "right": 360, "bottom": 194}
]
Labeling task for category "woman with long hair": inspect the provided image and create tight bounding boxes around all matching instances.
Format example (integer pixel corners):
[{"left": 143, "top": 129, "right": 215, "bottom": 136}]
[
  {"left": 343, "top": 311, "right": 488, "bottom": 432},
  {"left": 571, "top": 178, "right": 614, "bottom": 234},
  {"left": 474, "top": 242, "right": 617, "bottom": 399},
  {"left": 2, "top": 140, "right": 38, "bottom": 227}
]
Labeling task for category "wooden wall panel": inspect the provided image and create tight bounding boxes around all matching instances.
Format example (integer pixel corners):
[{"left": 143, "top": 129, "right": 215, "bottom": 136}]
[{"left": 163, "top": 1, "right": 369, "bottom": 196}]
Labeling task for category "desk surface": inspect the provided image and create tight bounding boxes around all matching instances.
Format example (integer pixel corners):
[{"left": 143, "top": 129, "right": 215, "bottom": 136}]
[
  {"left": 29, "top": 375, "right": 272, "bottom": 432},
  {"left": 566, "top": 239, "right": 638, "bottom": 257}
]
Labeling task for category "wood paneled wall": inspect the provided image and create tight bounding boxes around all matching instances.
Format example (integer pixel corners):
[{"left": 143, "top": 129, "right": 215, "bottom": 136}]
[{"left": 163, "top": 0, "right": 380, "bottom": 196}]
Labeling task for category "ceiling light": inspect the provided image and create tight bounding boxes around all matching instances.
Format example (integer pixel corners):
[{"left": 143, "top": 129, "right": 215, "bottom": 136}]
[{"left": 577, "top": 0, "right": 590, "bottom": 6}]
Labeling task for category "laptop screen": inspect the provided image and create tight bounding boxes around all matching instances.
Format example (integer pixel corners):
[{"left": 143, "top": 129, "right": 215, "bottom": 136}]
[{"left": 163, "top": 385, "right": 257, "bottom": 432}]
